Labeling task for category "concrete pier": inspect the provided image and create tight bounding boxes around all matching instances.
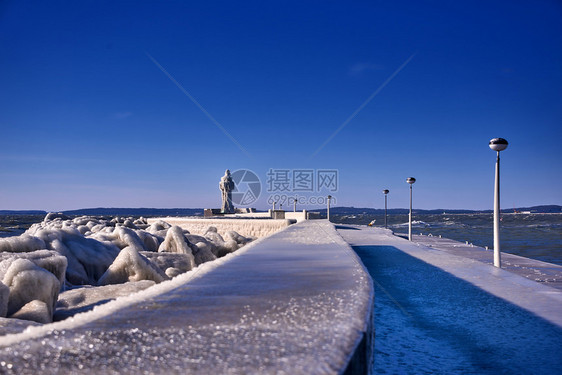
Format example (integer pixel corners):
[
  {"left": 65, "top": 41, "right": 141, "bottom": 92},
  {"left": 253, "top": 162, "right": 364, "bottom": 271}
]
[
  {"left": 408, "top": 233, "right": 562, "bottom": 290},
  {"left": 337, "top": 224, "right": 562, "bottom": 373},
  {"left": 1, "top": 221, "right": 561, "bottom": 374},
  {"left": 0, "top": 221, "right": 373, "bottom": 374}
]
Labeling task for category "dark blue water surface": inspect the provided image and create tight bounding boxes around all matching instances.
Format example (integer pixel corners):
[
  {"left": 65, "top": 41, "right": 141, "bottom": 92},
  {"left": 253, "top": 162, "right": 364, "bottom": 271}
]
[
  {"left": 354, "top": 245, "right": 562, "bottom": 375},
  {"left": 336, "top": 213, "right": 562, "bottom": 266}
]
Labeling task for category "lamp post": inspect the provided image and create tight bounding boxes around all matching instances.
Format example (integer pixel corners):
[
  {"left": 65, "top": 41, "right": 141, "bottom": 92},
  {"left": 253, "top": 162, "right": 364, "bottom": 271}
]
[
  {"left": 489, "top": 138, "right": 508, "bottom": 268},
  {"left": 293, "top": 196, "right": 297, "bottom": 212},
  {"left": 327, "top": 195, "right": 332, "bottom": 222},
  {"left": 383, "top": 189, "right": 390, "bottom": 228},
  {"left": 406, "top": 177, "right": 416, "bottom": 241}
]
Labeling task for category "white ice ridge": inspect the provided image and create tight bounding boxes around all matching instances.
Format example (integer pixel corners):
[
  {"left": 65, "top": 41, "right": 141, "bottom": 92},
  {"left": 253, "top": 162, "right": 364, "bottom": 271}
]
[
  {"left": 149, "top": 217, "right": 293, "bottom": 238},
  {"left": 0, "top": 221, "right": 374, "bottom": 375}
]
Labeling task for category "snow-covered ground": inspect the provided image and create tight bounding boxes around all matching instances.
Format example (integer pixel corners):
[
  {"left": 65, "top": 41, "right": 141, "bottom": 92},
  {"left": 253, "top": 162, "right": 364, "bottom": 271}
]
[{"left": 0, "top": 214, "right": 253, "bottom": 327}]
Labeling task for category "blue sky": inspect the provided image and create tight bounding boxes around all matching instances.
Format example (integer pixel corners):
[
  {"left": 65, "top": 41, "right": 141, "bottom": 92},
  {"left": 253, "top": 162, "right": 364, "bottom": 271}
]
[{"left": 1, "top": 0, "right": 561, "bottom": 211}]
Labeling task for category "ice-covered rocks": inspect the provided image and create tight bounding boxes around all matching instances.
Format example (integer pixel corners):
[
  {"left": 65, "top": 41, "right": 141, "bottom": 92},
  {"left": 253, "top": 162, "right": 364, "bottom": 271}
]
[
  {"left": 0, "top": 234, "right": 45, "bottom": 253},
  {"left": 0, "top": 250, "right": 67, "bottom": 287},
  {"left": 55, "top": 280, "right": 156, "bottom": 321},
  {"left": 0, "top": 258, "right": 61, "bottom": 323},
  {"left": 10, "top": 300, "right": 51, "bottom": 324},
  {"left": 141, "top": 252, "right": 196, "bottom": 277},
  {"left": 98, "top": 246, "right": 168, "bottom": 285},
  {"left": 0, "top": 213, "right": 253, "bottom": 325}
]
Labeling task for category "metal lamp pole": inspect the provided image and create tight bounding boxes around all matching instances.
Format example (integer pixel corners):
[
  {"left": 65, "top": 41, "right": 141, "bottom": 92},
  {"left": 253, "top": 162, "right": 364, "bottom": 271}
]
[
  {"left": 406, "top": 178, "right": 416, "bottom": 241},
  {"left": 327, "top": 195, "right": 332, "bottom": 222},
  {"left": 489, "top": 138, "right": 508, "bottom": 268},
  {"left": 383, "top": 189, "right": 389, "bottom": 228}
]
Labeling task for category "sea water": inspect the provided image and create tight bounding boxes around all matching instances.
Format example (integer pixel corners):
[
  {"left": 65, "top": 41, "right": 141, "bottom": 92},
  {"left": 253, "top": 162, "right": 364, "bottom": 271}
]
[
  {"left": 334, "top": 213, "right": 562, "bottom": 266},
  {"left": 2, "top": 213, "right": 561, "bottom": 266}
]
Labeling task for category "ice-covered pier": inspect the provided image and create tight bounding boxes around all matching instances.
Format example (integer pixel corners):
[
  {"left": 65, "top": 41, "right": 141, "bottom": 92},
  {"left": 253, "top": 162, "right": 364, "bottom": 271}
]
[
  {"left": 338, "top": 224, "right": 562, "bottom": 373},
  {"left": 0, "top": 221, "right": 373, "bottom": 374},
  {"left": 1, "top": 220, "right": 562, "bottom": 374}
]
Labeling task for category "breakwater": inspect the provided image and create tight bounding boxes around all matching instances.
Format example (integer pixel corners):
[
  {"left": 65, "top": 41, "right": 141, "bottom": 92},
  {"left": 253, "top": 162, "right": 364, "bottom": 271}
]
[{"left": 0, "top": 221, "right": 374, "bottom": 374}]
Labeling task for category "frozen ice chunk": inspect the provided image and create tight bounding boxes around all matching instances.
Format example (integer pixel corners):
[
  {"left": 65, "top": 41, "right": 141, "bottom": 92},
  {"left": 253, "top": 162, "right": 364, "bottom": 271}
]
[
  {"left": 204, "top": 230, "right": 237, "bottom": 257},
  {"left": 192, "top": 241, "right": 217, "bottom": 265},
  {"left": 112, "top": 227, "right": 146, "bottom": 252},
  {"left": 141, "top": 252, "right": 195, "bottom": 274},
  {"left": 0, "top": 258, "right": 60, "bottom": 322},
  {"left": 122, "top": 219, "right": 138, "bottom": 229},
  {"left": 158, "top": 226, "right": 196, "bottom": 269},
  {"left": 44, "top": 212, "right": 70, "bottom": 222},
  {"left": 135, "top": 230, "right": 161, "bottom": 252},
  {"left": 0, "top": 250, "right": 68, "bottom": 288},
  {"left": 50, "top": 235, "right": 119, "bottom": 285},
  {"left": 0, "top": 281, "right": 8, "bottom": 318},
  {"left": 77, "top": 225, "right": 90, "bottom": 235},
  {"left": 165, "top": 267, "right": 182, "bottom": 278},
  {"left": 225, "top": 230, "right": 252, "bottom": 246},
  {"left": 98, "top": 246, "right": 168, "bottom": 286},
  {"left": 146, "top": 220, "right": 171, "bottom": 236},
  {"left": 55, "top": 280, "right": 156, "bottom": 320},
  {"left": 9, "top": 300, "right": 51, "bottom": 324},
  {"left": 0, "top": 234, "right": 45, "bottom": 253}
]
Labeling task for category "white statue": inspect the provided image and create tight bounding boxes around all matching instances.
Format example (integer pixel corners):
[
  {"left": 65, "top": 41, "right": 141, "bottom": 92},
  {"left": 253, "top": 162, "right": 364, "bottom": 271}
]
[{"left": 219, "top": 169, "right": 235, "bottom": 214}]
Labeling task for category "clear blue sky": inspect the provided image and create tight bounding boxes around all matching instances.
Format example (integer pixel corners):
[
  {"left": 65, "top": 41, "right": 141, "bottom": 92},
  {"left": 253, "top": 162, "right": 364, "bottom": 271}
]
[{"left": 1, "top": 0, "right": 561, "bottom": 211}]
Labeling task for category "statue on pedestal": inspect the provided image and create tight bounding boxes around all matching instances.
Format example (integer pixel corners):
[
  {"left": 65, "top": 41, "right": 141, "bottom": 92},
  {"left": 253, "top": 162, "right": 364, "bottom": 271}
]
[{"left": 219, "top": 169, "right": 235, "bottom": 214}]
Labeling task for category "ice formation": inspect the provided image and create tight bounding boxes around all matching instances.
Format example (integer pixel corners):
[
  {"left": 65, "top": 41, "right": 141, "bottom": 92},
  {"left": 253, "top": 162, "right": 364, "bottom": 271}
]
[
  {"left": 0, "top": 214, "right": 253, "bottom": 326},
  {"left": 55, "top": 280, "right": 156, "bottom": 321},
  {"left": 0, "top": 258, "right": 61, "bottom": 322},
  {"left": 98, "top": 246, "right": 168, "bottom": 285}
]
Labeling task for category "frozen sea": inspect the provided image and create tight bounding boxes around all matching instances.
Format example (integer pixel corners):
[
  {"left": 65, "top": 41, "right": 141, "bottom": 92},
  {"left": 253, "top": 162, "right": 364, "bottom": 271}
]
[{"left": 333, "top": 213, "right": 562, "bottom": 266}]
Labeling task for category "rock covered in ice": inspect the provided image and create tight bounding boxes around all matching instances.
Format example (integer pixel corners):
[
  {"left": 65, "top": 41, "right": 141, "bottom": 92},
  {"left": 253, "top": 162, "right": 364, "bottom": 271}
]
[
  {"left": 141, "top": 252, "right": 195, "bottom": 275},
  {"left": 204, "top": 228, "right": 238, "bottom": 257},
  {"left": 0, "top": 250, "right": 67, "bottom": 287},
  {"left": 146, "top": 220, "right": 172, "bottom": 238},
  {"left": 192, "top": 241, "right": 217, "bottom": 265},
  {"left": 98, "top": 247, "right": 168, "bottom": 286},
  {"left": 0, "top": 214, "right": 255, "bottom": 324},
  {"left": 158, "top": 226, "right": 196, "bottom": 268},
  {"left": 135, "top": 229, "right": 161, "bottom": 252},
  {"left": 225, "top": 230, "right": 252, "bottom": 246},
  {"left": 9, "top": 300, "right": 51, "bottom": 324},
  {"left": 43, "top": 212, "right": 71, "bottom": 222},
  {"left": 0, "top": 258, "right": 60, "bottom": 323},
  {"left": 55, "top": 280, "right": 156, "bottom": 321},
  {"left": 0, "top": 235, "right": 45, "bottom": 253}
]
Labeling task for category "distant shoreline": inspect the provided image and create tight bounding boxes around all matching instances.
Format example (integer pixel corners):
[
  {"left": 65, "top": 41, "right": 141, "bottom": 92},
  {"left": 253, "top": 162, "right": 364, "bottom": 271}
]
[{"left": 0, "top": 204, "right": 561, "bottom": 216}]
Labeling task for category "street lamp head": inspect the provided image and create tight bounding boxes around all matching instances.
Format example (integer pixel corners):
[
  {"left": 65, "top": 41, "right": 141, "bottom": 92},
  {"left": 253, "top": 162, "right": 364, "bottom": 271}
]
[
  {"left": 327, "top": 195, "right": 332, "bottom": 200},
  {"left": 383, "top": 189, "right": 389, "bottom": 194},
  {"left": 406, "top": 177, "right": 416, "bottom": 184},
  {"left": 489, "top": 138, "right": 508, "bottom": 152}
]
